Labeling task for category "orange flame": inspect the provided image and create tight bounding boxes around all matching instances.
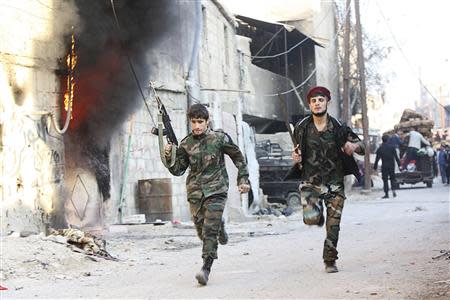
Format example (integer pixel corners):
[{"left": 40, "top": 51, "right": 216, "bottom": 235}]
[{"left": 64, "top": 32, "right": 77, "bottom": 118}]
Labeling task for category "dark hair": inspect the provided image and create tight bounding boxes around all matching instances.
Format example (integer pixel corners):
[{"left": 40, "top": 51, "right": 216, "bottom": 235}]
[
  {"left": 187, "top": 104, "right": 209, "bottom": 120},
  {"left": 382, "top": 135, "right": 389, "bottom": 143}
]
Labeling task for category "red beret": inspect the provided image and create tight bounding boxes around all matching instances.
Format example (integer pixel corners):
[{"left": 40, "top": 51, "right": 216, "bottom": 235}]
[{"left": 307, "top": 86, "right": 331, "bottom": 101}]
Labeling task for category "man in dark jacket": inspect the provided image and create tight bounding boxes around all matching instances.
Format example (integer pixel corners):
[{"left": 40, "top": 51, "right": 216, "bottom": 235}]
[
  {"left": 444, "top": 144, "right": 450, "bottom": 186},
  {"left": 290, "top": 86, "right": 365, "bottom": 273},
  {"left": 438, "top": 144, "right": 448, "bottom": 184},
  {"left": 374, "top": 135, "right": 401, "bottom": 198}
]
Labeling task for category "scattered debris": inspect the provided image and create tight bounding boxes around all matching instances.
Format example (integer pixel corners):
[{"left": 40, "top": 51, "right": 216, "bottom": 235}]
[
  {"left": 432, "top": 249, "right": 450, "bottom": 260},
  {"left": 149, "top": 219, "right": 168, "bottom": 226},
  {"left": 405, "top": 206, "right": 427, "bottom": 213},
  {"left": 20, "top": 231, "right": 38, "bottom": 238},
  {"left": 8, "top": 232, "right": 20, "bottom": 238},
  {"left": 434, "top": 279, "right": 450, "bottom": 284},
  {"left": 254, "top": 203, "right": 297, "bottom": 217},
  {"left": 49, "top": 228, "right": 117, "bottom": 261},
  {"left": 171, "top": 221, "right": 194, "bottom": 229},
  {"left": 122, "top": 214, "right": 146, "bottom": 224}
]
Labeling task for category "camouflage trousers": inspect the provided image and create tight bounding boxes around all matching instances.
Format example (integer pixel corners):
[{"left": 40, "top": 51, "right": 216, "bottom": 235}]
[
  {"left": 300, "top": 183, "right": 346, "bottom": 262},
  {"left": 189, "top": 193, "right": 226, "bottom": 259}
]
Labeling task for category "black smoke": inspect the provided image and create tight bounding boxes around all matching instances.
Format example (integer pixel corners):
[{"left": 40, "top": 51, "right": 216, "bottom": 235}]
[{"left": 64, "top": 0, "right": 178, "bottom": 200}]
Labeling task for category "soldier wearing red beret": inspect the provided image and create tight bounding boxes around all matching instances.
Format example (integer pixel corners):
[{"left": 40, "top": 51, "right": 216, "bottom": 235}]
[{"left": 290, "top": 86, "right": 365, "bottom": 273}]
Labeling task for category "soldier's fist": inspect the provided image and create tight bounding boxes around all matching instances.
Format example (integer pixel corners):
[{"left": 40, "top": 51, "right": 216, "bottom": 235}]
[
  {"left": 342, "top": 141, "right": 359, "bottom": 156},
  {"left": 164, "top": 143, "right": 173, "bottom": 156},
  {"left": 238, "top": 184, "right": 250, "bottom": 193}
]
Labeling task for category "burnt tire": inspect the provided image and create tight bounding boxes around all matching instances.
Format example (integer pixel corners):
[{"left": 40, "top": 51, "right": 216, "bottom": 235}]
[{"left": 286, "top": 192, "right": 301, "bottom": 209}]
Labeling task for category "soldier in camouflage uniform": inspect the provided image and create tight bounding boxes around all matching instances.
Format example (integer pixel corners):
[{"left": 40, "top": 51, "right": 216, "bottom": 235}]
[
  {"left": 290, "top": 86, "right": 365, "bottom": 273},
  {"left": 164, "top": 103, "right": 250, "bottom": 285}
]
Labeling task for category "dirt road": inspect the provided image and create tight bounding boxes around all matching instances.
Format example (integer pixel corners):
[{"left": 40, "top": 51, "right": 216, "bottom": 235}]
[{"left": 1, "top": 181, "right": 449, "bottom": 299}]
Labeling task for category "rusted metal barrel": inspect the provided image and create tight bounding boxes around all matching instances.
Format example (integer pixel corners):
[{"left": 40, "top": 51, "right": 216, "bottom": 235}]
[{"left": 137, "top": 178, "right": 173, "bottom": 222}]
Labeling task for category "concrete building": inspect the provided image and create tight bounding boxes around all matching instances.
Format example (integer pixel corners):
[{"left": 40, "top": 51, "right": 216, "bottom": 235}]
[{"left": 1, "top": 0, "right": 337, "bottom": 234}]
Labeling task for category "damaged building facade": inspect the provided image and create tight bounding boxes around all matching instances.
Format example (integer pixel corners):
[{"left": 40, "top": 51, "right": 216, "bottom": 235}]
[{"left": 0, "top": 0, "right": 338, "bottom": 233}]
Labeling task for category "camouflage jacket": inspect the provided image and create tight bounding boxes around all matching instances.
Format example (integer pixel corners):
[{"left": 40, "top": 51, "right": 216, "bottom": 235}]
[
  {"left": 166, "top": 128, "right": 249, "bottom": 199},
  {"left": 287, "top": 114, "right": 365, "bottom": 185}
]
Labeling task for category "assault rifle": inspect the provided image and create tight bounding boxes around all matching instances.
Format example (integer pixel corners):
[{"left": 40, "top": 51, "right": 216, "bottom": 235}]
[
  {"left": 149, "top": 81, "right": 177, "bottom": 168},
  {"left": 150, "top": 82, "right": 178, "bottom": 146}
]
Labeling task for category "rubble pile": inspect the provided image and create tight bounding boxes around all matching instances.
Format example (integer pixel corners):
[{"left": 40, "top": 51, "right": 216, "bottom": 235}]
[
  {"left": 49, "top": 228, "right": 117, "bottom": 261},
  {"left": 393, "top": 109, "right": 434, "bottom": 138}
]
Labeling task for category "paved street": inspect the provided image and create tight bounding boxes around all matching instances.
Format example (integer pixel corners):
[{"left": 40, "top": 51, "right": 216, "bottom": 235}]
[{"left": 1, "top": 181, "right": 449, "bottom": 299}]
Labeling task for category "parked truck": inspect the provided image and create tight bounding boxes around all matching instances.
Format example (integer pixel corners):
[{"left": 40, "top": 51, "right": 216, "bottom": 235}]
[
  {"left": 256, "top": 140, "right": 301, "bottom": 208},
  {"left": 386, "top": 109, "right": 435, "bottom": 188}
]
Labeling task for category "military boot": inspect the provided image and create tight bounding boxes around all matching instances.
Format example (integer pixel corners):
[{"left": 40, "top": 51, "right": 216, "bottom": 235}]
[
  {"left": 218, "top": 219, "right": 228, "bottom": 245},
  {"left": 195, "top": 257, "right": 214, "bottom": 285},
  {"left": 324, "top": 261, "right": 338, "bottom": 273}
]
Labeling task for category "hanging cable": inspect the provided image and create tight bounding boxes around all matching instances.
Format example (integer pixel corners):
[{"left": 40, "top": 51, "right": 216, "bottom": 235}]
[
  {"left": 374, "top": 0, "right": 450, "bottom": 113},
  {"left": 250, "top": 26, "right": 284, "bottom": 61},
  {"left": 110, "top": 0, "right": 156, "bottom": 125},
  {"left": 262, "top": 3, "right": 352, "bottom": 97},
  {"left": 51, "top": 28, "right": 75, "bottom": 134},
  {"left": 245, "top": 4, "right": 334, "bottom": 60}
]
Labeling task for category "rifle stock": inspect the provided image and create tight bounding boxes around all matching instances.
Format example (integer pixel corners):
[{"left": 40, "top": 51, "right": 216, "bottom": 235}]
[
  {"left": 149, "top": 81, "right": 178, "bottom": 168},
  {"left": 149, "top": 82, "right": 178, "bottom": 146}
]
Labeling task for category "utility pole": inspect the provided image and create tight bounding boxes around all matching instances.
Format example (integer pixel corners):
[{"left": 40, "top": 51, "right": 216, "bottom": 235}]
[
  {"left": 354, "top": 0, "right": 371, "bottom": 190},
  {"left": 342, "top": 0, "right": 351, "bottom": 124}
]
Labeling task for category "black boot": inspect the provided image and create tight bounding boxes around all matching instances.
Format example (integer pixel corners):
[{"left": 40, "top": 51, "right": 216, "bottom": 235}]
[
  {"left": 195, "top": 257, "right": 214, "bottom": 285},
  {"left": 382, "top": 194, "right": 389, "bottom": 199},
  {"left": 393, "top": 191, "right": 397, "bottom": 197},
  {"left": 218, "top": 219, "right": 228, "bottom": 245},
  {"left": 324, "top": 261, "right": 339, "bottom": 273}
]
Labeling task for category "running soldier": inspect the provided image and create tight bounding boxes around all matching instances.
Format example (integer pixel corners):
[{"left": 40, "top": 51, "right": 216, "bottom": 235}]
[
  {"left": 164, "top": 103, "right": 250, "bottom": 285},
  {"left": 289, "top": 86, "right": 365, "bottom": 273}
]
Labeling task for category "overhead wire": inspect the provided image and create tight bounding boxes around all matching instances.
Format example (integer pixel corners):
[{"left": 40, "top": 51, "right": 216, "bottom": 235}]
[
  {"left": 250, "top": 26, "right": 284, "bottom": 61},
  {"left": 374, "top": 0, "right": 450, "bottom": 113},
  {"left": 34, "top": 0, "right": 54, "bottom": 10},
  {"left": 110, "top": 0, "right": 156, "bottom": 126},
  {"left": 246, "top": 4, "right": 333, "bottom": 60},
  {"left": 262, "top": 3, "right": 352, "bottom": 97},
  {"left": 0, "top": 3, "right": 50, "bottom": 20}
]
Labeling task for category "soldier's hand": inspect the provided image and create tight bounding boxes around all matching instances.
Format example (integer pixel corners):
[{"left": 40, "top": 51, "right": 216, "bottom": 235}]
[
  {"left": 342, "top": 141, "right": 358, "bottom": 156},
  {"left": 291, "top": 145, "right": 302, "bottom": 162},
  {"left": 164, "top": 143, "right": 173, "bottom": 157},
  {"left": 238, "top": 183, "right": 250, "bottom": 193}
]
